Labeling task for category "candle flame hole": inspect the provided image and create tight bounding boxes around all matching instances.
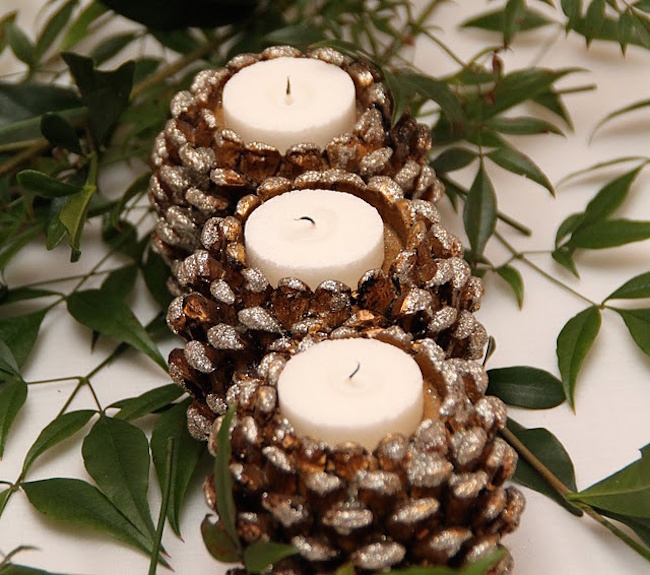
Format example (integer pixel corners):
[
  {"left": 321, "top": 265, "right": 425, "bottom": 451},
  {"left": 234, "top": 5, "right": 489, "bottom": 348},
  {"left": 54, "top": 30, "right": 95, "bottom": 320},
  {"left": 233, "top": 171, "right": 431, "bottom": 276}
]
[
  {"left": 348, "top": 361, "right": 361, "bottom": 379},
  {"left": 285, "top": 76, "right": 293, "bottom": 105},
  {"left": 295, "top": 216, "right": 316, "bottom": 225}
]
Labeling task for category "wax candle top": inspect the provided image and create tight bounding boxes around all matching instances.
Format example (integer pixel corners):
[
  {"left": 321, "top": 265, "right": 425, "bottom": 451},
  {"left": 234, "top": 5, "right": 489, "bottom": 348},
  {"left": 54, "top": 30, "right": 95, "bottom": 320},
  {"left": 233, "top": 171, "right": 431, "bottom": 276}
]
[
  {"left": 222, "top": 57, "right": 357, "bottom": 152},
  {"left": 278, "top": 338, "right": 424, "bottom": 450},
  {"left": 244, "top": 189, "right": 384, "bottom": 289}
]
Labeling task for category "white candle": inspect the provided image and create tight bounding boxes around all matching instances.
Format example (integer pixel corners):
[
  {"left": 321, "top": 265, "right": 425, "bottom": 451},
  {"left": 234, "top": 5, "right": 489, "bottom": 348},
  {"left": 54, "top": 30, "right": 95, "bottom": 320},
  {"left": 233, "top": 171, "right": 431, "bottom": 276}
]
[
  {"left": 244, "top": 189, "right": 384, "bottom": 290},
  {"left": 222, "top": 57, "right": 357, "bottom": 152},
  {"left": 278, "top": 338, "right": 424, "bottom": 450}
]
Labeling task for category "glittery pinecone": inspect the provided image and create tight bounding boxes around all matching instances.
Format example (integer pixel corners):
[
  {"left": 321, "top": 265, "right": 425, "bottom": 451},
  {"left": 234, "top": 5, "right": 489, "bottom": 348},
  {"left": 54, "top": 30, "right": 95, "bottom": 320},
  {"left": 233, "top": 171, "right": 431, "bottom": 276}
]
[
  {"left": 166, "top": 169, "right": 487, "bottom": 420},
  {"left": 202, "top": 334, "right": 524, "bottom": 574},
  {"left": 148, "top": 45, "right": 442, "bottom": 276}
]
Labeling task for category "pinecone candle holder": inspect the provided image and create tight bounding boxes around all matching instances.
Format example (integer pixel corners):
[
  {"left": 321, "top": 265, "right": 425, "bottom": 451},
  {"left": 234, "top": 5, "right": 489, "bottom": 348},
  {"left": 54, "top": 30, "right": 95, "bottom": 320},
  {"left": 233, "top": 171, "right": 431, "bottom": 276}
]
[
  {"left": 202, "top": 335, "right": 524, "bottom": 574},
  {"left": 166, "top": 169, "right": 488, "bottom": 438},
  {"left": 149, "top": 45, "right": 442, "bottom": 274}
]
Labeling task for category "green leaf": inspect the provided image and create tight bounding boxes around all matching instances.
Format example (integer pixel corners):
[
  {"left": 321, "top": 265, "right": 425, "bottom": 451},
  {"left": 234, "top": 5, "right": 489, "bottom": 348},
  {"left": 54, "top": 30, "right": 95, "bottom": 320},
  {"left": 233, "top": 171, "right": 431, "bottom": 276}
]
[
  {"left": 62, "top": 52, "right": 135, "bottom": 146},
  {"left": 59, "top": 184, "right": 96, "bottom": 261},
  {"left": 263, "top": 23, "right": 326, "bottom": 48},
  {"left": 429, "top": 148, "right": 476, "bottom": 174},
  {"left": 487, "top": 366, "right": 565, "bottom": 409},
  {"left": 244, "top": 541, "right": 299, "bottom": 574},
  {"left": 506, "top": 419, "right": 582, "bottom": 516},
  {"left": 6, "top": 23, "right": 36, "bottom": 69},
  {"left": 463, "top": 164, "right": 497, "bottom": 260},
  {"left": 0, "top": 83, "right": 81, "bottom": 129},
  {"left": 0, "top": 378, "right": 27, "bottom": 458},
  {"left": 0, "top": 309, "right": 47, "bottom": 367},
  {"left": 67, "top": 289, "right": 167, "bottom": 370},
  {"left": 0, "top": 12, "right": 17, "bottom": 57},
  {"left": 16, "top": 170, "right": 82, "bottom": 198},
  {"left": 0, "top": 487, "right": 10, "bottom": 515},
  {"left": 504, "top": 0, "right": 525, "bottom": 45},
  {"left": 101, "top": 264, "right": 138, "bottom": 301},
  {"left": 0, "top": 287, "right": 58, "bottom": 306},
  {"left": 531, "top": 88, "right": 574, "bottom": 129},
  {"left": 552, "top": 247, "right": 579, "bottom": 277},
  {"left": 112, "top": 383, "right": 184, "bottom": 421},
  {"left": 486, "top": 144, "right": 554, "bottom": 194},
  {"left": 568, "top": 219, "right": 650, "bottom": 249},
  {"left": 581, "top": 167, "right": 643, "bottom": 227},
  {"left": 61, "top": 2, "right": 109, "bottom": 51},
  {"left": 618, "top": 9, "right": 635, "bottom": 53},
  {"left": 0, "top": 339, "right": 20, "bottom": 377},
  {"left": 461, "top": 8, "right": 552, "bottom": 33},
  {"left": 90, "top": 32, "right": 138, "bottom": 65},
  {"left": 214, "top": 405, "right": 241, "bottom": 553},
  {"left": 606, "top": 271, "right": 650, "bottom": 300},
  {"left": 495, "top": 265, "right": 524, "bottom": 308},
  {"left": 613, "top": 308, "right": 650, "bottom": 357},
  {"left": 151, "top": 29, "right": 202, "bottom": 54},
  {"left": 0, "top": 226, "right": 42, "bottom": 276},
  {"left": 200, "top": 515, "right": 241, "bottom": 563},
  {"left": 0, "top": 565, "right": 71, "bottom": 575},
  {"left": 40, "top": 113, "right": 82, "bottom": 154},
  {"left": 486, "top": 115, "right": 563, "bottom": 136},
  {"left": 22, "top": 410, "right": 95, "bottom": 473},
  {"left": 568, "top": 444, "right": 650, "bottom": 517},
  {"left": 102, "top": 219, "right": 142, "bottom": 261},
  {"left": 562, "top": 0, "right": 582, "bottom": 28},
  {"left": 36, "top": 0, "right": 78, "bottom": 59},
  {"left": 151, "top": 399, "right": 206, "bottom": 536},
  {"left": 142, "top": 249, "right": 173, "bottom": 309},
  {"left": 555, "top": 212, "right": 585, "bottom": 247},
  {"left": 22, "top": 478, "right": 153, "bottom": 554},
  {"left": 596, "top": 509, "right": 650, "bottom": 547},
  {"left": 398, "top": 71, "right": 465, "bottom": 122},
  {"left": 109, "top": 172, "right": 150, "bottom": 228},
  {"left": 583, "top": 0, "right": 606, "bottom": 44},
  {"left": 82, "top": 416, "right": 155, "bottom": 542},
  {"left": 556, "top": 306, "right": 601, "bottom": 409},
  {"left": 591, "top": 98, "right": 650, "bottom": 139},
  {"left": 389, "top": 549, "right": 506, "bottom": 573}
]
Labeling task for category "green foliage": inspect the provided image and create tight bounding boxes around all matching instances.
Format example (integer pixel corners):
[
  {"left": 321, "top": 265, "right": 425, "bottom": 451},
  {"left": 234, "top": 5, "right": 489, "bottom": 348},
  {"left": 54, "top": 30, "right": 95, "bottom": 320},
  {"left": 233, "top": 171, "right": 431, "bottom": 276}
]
[{"left": 487, "top": 366, "right": 565, "bottom": 408}]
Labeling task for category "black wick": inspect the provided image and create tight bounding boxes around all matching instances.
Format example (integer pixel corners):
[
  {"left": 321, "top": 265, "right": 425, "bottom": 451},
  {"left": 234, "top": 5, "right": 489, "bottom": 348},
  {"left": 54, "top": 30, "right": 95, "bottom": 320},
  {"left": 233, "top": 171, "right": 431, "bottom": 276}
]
[
  {"left": 348, "top": 362, "right": 361, "bottom": 379},
  {"left": 286, "top": 76, "right": 291, "bottom": 96},
  {"left": 295, "top": 216, "right": 316, "bottom": 225}
]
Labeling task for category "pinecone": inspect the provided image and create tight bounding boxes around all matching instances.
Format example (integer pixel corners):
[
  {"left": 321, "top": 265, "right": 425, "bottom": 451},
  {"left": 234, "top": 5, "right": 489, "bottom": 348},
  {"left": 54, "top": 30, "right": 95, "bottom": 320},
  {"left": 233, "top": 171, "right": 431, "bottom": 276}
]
[
  {"left": 166, "top": 169, "right": 488, "bottom": 421},
  {"left": 202, "top": 334, "right": 524, "bottom": 574},
  {"left": 148, "top": 45, "right": 443, "bottom": 275}
]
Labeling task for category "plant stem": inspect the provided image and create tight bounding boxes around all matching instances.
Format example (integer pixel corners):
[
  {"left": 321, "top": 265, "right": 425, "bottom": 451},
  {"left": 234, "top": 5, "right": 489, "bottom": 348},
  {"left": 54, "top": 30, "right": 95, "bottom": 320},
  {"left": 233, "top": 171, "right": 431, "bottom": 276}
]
[
  {"left": 494, "top": 230, "right": 598, "bottom": 306},
  {"left": 148, "top": 438, "right": 175, "bottom": 575},
  {"left": 501, "top": 427, "right": 650, "bottom": 563}
]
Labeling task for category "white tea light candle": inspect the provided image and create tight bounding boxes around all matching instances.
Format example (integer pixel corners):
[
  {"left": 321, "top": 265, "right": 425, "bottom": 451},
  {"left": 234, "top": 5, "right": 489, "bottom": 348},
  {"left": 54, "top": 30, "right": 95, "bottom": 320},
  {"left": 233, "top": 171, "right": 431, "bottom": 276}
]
[
  {"left": 244, "top": 189, "right": 384, "bottom": 290},
  {"left": 222, "top": 57, "right": 357, "bottom": 152},
  {"left": 278, "top": 338, "right": 424, "bottom": 450}
]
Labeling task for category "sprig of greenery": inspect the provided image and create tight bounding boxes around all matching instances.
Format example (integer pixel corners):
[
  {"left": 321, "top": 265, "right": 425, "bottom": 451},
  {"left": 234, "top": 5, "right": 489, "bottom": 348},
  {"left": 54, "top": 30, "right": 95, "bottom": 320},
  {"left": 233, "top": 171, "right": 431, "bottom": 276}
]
[{"left": 0, "top": 0, "right": 649, "bottom": 572}]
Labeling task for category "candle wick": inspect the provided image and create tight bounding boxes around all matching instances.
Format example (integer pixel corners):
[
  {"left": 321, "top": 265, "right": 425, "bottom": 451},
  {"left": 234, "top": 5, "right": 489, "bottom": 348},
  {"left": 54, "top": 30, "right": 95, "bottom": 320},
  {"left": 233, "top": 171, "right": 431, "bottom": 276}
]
[
  {"left": 348, "top": 362, "right": 361, "bottom": 379},
  {"left": 295, "top": 216, "right": 316, "bottom": 225},
  {"left": 285, "top": 76, "right": 293, "bottom": 105}
]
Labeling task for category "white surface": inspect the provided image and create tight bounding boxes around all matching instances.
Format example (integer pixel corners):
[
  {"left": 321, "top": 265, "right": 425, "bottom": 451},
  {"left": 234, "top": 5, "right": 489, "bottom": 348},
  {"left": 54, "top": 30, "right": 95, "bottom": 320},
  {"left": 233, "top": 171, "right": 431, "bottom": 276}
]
[
  {"left": 244, "top": 189, "right": 384, "bottom": 289},
  {"left": 222, "top": 57, "right": 357, "bottom": 152},
  {"left": 277, "top": 338, "right": 424, "bottom": 450},
  {"left": 0, "top": 1, "right": 649, "bottom": 574}
]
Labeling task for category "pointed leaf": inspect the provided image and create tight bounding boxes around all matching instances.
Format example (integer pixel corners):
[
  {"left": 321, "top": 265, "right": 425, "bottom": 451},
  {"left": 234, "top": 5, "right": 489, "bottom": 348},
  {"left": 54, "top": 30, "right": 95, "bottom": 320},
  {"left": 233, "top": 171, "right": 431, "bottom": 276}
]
[
  {"left": 552, "top": 247, "right": 579, "bottom": 277},
  {"left": 583, "top": 0, "right": 606, "bottom": 43},
  {"left": 60, "top": 2, "right": 108, "bottom": 51},
  {"left": 486, "top": 115, "right": 563, "bottom": 136},
  {"left": 506, "top": 419, "right": 582, "bottom": 515},
  {"left": 142, "top": 249, "right": 173, "bottom": 309},
  {"left": 568, "top": 444, "right": 650, "bottom": 517},
  {"left": 22, "top": 478, "right": 153, "bottom": 554},
  {"left": 531, "top": 89, "right": 573, "bottom": 128},
  {"left": 556, "top": 213, "right": 584, "bottom": 247},
  {"left": 388, "top": 549, "right": 506, "bottom": 573},
  {"left": 90, "top": 32, "right": 138, "bottom": 65},
  {"left": 35, "top": 0, "right": 78, "bottom": 59},
  {"left": 16, "top": 170, "right": 82, "bottom": 198},
  {"left": 214, "top": 405, "right": 241, "bottom": 551},
  {"left": 0, "top": 378, "right": 27, "bottom": 458},
  {"left": 504, "top": 0, "right": 525, "bottom": 45},
  {"left": 614, "top": 308, "right": 650, "bottom": 357},
  {"left": 495, "top": 265, "right": 524, "bottom": 308},
  {"left": 151, "top": 399, "right": 206, "bottom": 536},
  {"left": 618, "top": 10, "right": 635, "bottom": 53},
  {"left": 67, "top": 289, "right": 167, "bottom": 370},
  {"left": 568, "top": 219, "right": 650, "bottom": 249},
  {"left": 0, "top": 340, "right": 20, "bottom": 377},
  {"left": 0, "top": 84, "right": 81, "bottom": 128},
  {"left": 244, "top": 541, "right": 299, "bottom": 574},
  {"left": 0, "top": 487, "right": 10, "bottom": 515},
  {"left": 606, "top": 272, "right": 650, "bottom": 300},
  {"left": 112, "top": 383, "right": 183, "bottom": 421},
  {"left": 430, "top": 148, "right": 476, "bottom": 174},
  {"left": 592, "top": 98, "right": 650, "bottom": 139},
  {"left": 487, "top": 145, "right": 554, "bottom": 194},
  {"left": 82, "top": 416, "right": 155, "bottom": 542},
  {"left": 561, "top": 0, "right": 582, "bottom": 27},
  {"left": 201, "top": 515, "right": 241, "bottom": 563},
  {"left": 556, "top": 306, "right": 601, "bottom": 408},
  {"left": 101, "top": 264, "right": 138, "bottom": 301},
  {"left": 0, "top": 565, "right": 71, "bottom": 575},
  {"left": 487, "top": 366, "right": 565, "bottom": 408},
  {"left": 0, "top": 309, "right": 47, "bottom": 367},
  {"left": 22, "top": 410, "right": 95, "bottom": 474},
  {"left": 59, "top": 184, "right": 96, "bottom": 261},
  {"left": 581, "top": 167, "right": 642, "bottom": 226},
  {"left": 40, "top": 113, "right": 82, "bottom": 154},
  {"left": 6, "top": 23, "right": 36, "bottom": 68},
  {"left": 461, "top": 8, "right": 552, "bottom": 33},
  {"left": 463, "top": 164, "right": 497, "bottom": 260},
  {"left": 399, "top": 72, "right": 465, "bottom": 122}
]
